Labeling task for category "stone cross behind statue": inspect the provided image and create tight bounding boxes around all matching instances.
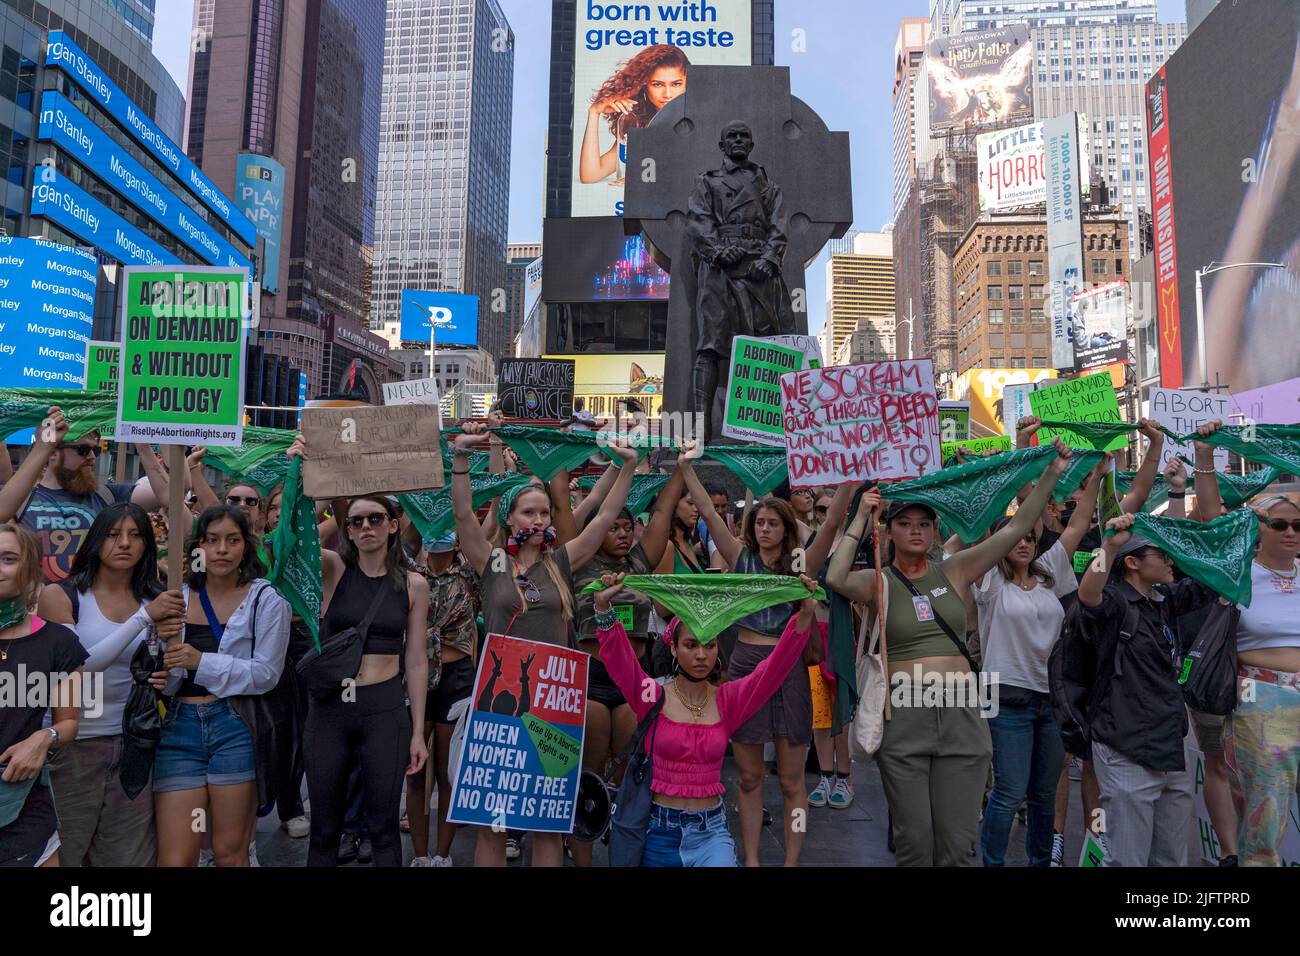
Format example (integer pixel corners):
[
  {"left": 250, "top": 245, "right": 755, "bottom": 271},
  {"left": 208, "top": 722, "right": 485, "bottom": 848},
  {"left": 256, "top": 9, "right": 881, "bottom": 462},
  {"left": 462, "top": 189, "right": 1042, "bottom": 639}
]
[{"left": 624, "top": 66, "right": 852, "bottom": 442}]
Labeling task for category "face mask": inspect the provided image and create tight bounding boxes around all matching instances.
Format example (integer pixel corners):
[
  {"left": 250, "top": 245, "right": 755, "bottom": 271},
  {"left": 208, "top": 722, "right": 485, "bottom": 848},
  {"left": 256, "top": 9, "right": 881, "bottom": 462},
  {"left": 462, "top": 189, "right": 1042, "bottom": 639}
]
[{"left": 0, "top": 595, "right": 27, "bottom": 631}]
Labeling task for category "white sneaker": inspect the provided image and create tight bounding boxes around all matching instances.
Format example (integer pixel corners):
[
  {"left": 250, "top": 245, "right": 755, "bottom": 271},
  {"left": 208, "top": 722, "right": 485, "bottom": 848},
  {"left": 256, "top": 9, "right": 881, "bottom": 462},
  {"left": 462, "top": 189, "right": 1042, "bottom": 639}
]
[
  {"left": 282, "top": 815, "right": 310, "bottom": 839},
  {"left": 828, "top": 777, "right": 854, "bottom": 810},
  {"left": 1050, "top": 832, "right": 1065, "bottom": 867},
  {"left": 409, "top": 855, "right": 435, "bottom": 867},
  {"left": 505, "top": 836, "right": 522, "bottom": 861},
  {"left": 430, "top": 854, "right": 453, "bottom": 868},
  {"left": 808, "top": 777, "right": 831, "bottom": 808},
  {"left": 198, "top": 848, "right": 215, "bottom": 868},
  {"left": 248, "top": 843, "right": 260, "bottom": 867}
]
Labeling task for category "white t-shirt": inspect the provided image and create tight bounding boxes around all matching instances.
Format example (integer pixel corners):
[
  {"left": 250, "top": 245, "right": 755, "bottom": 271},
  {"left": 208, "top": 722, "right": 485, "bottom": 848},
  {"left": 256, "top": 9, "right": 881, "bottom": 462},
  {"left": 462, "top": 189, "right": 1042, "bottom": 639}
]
[
  {"left": 1236, "top": 560, "right": 1300, "bottom": 653},
  {"left": 973, "top": 540, "right": 1078, "bottom": 694}
]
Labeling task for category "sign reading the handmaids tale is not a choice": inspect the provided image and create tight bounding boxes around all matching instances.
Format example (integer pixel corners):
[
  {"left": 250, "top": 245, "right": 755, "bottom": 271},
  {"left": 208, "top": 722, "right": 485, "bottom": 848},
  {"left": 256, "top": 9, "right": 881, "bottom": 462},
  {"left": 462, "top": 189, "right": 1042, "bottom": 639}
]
[
  {"left": 781, "top": 359, "right": 942, "bottom": 487},
  {"left": 447, "top": 634, "right": 589, "bottom": 834}
]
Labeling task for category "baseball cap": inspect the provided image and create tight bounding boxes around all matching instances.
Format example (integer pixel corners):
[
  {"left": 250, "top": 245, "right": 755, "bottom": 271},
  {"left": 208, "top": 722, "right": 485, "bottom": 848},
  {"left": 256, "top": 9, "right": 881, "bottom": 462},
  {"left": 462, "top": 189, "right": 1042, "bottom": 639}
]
[
  {"left": 1113, "top": 533, "right": 1160, "bottom": 560},
  {"left": 883, "top": 500, "right": 940, "bottom": 525}
]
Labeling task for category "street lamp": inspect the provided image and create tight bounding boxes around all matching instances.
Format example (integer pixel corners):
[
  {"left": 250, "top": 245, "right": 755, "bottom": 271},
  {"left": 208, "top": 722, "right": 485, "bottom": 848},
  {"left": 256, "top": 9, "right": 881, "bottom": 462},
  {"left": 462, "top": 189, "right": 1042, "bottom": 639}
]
[
  {"left": 895, "top": 297, "right": 917, "bottom": 361},
  {"left": 1195, "top": 261, "right": 1286, "bottom": 389}
]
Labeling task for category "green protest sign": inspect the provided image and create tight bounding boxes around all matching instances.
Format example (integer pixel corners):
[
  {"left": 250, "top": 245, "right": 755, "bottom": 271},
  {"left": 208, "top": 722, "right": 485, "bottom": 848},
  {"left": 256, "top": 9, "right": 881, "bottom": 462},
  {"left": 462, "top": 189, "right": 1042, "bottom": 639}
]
[
  {"left": 1097, "top": 466, "right": 1123, "bottom": 529},
  {"left": 84, "top": 341, "right": 120, "bottom": 438},
  {"left": 938, "top": 401, "right": 971, "bottom": 443},
  {"left": 941, "top": 435, "right": 1010, "bottom": 460},
  {"left": 1029, "top": 372, "right": 1127, "bottom": 452},
  {"left": 722, "top": 335, "right": 805, "bottom": 446},
  {"left": 116, "top": 267, "right": 250, "bottom": 447}
]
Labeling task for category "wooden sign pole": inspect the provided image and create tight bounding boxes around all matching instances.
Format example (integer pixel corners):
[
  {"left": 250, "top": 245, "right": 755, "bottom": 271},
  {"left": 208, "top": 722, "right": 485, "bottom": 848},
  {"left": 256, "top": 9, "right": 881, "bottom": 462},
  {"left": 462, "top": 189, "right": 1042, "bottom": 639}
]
[
  {"left": 166, "top": 444, "right": 187, "bottom": 589},
  {"left": 114, "top": 441, "right": 128, "bottom": 485}
]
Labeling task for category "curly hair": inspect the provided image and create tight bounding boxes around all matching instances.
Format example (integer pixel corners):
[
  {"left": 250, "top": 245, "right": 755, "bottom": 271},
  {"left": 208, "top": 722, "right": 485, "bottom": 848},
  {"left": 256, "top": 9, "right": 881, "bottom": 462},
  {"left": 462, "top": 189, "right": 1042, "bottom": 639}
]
[{"left": 592, "top": 44, "right": 690, "bottom": 138}]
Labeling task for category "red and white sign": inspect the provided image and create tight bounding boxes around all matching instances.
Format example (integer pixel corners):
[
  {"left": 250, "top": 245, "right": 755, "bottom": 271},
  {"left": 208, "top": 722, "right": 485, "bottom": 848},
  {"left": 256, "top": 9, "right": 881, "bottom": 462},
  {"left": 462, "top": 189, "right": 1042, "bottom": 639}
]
[
  {"left": 1147, "top": 66, "right": 1184, "bottom": 388},
  {"left": 977, "top": 120, "right": 1091, "bottom": 212},
  {"left": 780, "top": 359, "right": 941, "bottom": 487}
]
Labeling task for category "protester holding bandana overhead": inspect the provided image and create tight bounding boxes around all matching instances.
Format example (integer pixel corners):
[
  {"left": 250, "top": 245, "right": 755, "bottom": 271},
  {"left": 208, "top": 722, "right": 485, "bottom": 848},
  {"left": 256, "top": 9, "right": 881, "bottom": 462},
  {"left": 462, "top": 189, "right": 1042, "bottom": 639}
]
[
  {"left": 449, "top": 421, "right": 639, "bottom": 867},
  {"left": 678, "top": 445, "right": 854, "bottom": 867}
]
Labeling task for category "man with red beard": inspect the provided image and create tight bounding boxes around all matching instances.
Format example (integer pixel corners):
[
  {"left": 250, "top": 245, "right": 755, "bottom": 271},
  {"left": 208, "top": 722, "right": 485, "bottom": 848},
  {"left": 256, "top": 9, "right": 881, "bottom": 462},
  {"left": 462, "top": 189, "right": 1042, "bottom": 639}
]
[{"left": 0, "top": 407, "right": 171, "bottom": 583}]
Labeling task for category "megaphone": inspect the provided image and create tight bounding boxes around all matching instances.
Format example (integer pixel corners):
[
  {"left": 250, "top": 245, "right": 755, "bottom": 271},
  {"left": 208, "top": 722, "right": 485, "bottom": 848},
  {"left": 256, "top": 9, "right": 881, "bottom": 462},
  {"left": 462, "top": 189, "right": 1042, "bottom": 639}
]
[{"left": 571, "top": 770, "right": 613, "bottom": 843}]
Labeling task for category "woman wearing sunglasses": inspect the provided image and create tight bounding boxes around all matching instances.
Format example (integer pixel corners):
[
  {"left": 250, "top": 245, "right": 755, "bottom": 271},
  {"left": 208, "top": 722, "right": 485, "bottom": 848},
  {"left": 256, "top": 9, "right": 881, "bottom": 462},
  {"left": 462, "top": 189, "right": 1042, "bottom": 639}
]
[
  {"left": 297, "top": 484, "right": 430, "bottom": 868},
  {"left": 449, "top": 422, "right": 639, "bottom": 866},
  {"left": 975, "top": 458, "right": 1106, "bottom": 866},
  {"left": 1225, "top": 493, "right": 1300, "bottom": 866}
]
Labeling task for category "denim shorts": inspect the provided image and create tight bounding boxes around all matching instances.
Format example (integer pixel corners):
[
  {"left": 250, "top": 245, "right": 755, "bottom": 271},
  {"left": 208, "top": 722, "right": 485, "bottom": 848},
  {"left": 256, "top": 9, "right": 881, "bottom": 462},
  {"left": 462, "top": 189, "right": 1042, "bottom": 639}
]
[
  {"left": 153, "top": 700, "right": 256, "bottom": 793},
  {"left": 641, "top": 800, "right": 737, "bottom": 867}
]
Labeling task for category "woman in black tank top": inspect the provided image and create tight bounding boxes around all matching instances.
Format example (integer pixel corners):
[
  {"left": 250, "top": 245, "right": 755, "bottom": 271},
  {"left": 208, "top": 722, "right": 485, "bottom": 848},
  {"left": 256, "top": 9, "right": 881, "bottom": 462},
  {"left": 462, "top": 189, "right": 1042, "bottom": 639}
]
[{"left": 301, "top": 488, "right": 431, "bottom": 868}]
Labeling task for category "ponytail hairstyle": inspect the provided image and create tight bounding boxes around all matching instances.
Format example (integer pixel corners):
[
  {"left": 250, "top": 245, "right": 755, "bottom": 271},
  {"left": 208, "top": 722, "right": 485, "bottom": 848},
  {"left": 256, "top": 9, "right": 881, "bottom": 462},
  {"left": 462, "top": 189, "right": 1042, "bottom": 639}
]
[{"left": 339, "top": 496, "right": 409, "bottom": 591}]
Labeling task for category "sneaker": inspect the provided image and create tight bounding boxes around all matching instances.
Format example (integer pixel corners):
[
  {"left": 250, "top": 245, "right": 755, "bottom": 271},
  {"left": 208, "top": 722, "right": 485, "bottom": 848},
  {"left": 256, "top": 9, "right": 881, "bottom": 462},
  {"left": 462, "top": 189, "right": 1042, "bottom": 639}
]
[
  {"left": 1218, "top": 854, "right": 1238, "bottom": 867},
  {"left": 808, "top": 777, "right": 831, "bottom": 808},
  {"left": 338, "top": 833, "right": 360, "bottom": 865},
  {"left": 409, "top": 855, "right": 434, "bottom": 867},
  {"left": 828, "top": 777, "right": 854, "bottom": 810},
  {"left": 248, "top": 843, "right": 260, "bottom": 868},
  {"left": 431, "top": 854, "right": 453, "bottom": 868},
  {"left": 357, "top": 836, "right": 373, "bottom": 864},
  {"left": 198, "top": 847, "right": 215, "bottom": 868},
  {"left": 281, "top": 814, "right": 310, "bottom": 839},
  {"left": 505, "top": 837, "right": 522, "bottom": 861},
  {"left": 1050, "top": 831, "right": 1065, "bottom": 867}
]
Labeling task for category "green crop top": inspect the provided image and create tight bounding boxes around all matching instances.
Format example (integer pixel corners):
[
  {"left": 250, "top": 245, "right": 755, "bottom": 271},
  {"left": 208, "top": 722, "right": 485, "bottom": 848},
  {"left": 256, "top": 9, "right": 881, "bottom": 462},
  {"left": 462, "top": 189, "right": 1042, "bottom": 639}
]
[{"left": 883, "top": 562, "right": 968, "bottom": 661}]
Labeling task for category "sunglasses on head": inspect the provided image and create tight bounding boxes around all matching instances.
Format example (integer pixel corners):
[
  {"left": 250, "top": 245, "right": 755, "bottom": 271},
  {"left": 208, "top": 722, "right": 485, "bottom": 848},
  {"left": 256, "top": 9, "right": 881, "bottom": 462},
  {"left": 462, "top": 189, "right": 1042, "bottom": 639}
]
[
  {"left": 226, "top": 495, "right": 261, "bottom": 508},
  {"left": 58, "top": 443, "right": 98, "bottom": 458},
  {"left": 347, "top": 513, "right": 389, "bottom": 529},
  {"left": 1262, "top": 518, "right": 1300, "bottom": 533},
  {"left": 514, "top": 575, "right": 542, "bottom": 604}
]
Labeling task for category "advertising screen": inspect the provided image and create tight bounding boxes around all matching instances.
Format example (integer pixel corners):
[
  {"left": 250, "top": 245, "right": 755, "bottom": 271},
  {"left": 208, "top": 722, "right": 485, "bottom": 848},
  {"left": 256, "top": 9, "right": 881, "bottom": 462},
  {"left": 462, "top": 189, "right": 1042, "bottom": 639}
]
[
  {"left": 0, "top": 237, "right": 97, "bottom": 390},
  {"left": 399, "top": 291, "right": 480, "bottom": 346},
  {"left": 926, "top": 25, "right": 1034, "bottom": 132},
  {"left": 236, "top": 154, "right": 286, "bottom": 294},
  {"left": 543, "top": 217, "right": 669, "bottom": 302},
  {"left": 571, "top": 0, "right": 753, "bottom": 217},
  {"left": 1152, "top": 0, "right": 1300, "bottom": 392},
  {"left": 977, "top": 118, "right": 1091, "bottom": 212}
]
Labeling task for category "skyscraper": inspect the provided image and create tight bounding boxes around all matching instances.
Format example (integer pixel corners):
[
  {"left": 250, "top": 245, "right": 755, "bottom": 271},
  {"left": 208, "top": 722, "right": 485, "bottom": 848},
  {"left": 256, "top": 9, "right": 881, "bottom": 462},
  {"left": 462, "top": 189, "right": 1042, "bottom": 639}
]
[
  {"left": 370, "top": 0, "right": 515, "bottom": 363},
  {"left": 931, "top": 0, "right": 1159, "bottom": 36},
  {"left": 892, "top": 18, "right": 930, "bottom": 219},
  {"left": 186, "top": 0, "right": 396, "bottom": 403},
  {"left": 821, "top": 231, "right": 896, "bottom": 370},
  {"left": 106, "top": 0, "right": 156, "bottom": 41}
]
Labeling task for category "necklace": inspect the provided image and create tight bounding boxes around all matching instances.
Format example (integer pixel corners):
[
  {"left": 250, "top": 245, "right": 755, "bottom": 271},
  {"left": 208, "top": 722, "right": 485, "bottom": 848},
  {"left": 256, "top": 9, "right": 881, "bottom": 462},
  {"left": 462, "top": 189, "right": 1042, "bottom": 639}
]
[
  {"left": 671, "top": 677, "right": 709, "bottom": 721},
  {"left": 1256, "top": 557, "right": 1298, "bottom": 593}
]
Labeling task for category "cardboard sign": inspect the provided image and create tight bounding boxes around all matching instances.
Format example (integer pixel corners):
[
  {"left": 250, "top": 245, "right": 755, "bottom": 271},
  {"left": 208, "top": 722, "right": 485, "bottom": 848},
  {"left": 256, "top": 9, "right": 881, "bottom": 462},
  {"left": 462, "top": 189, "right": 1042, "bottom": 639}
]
[
  {"left": 382, "top": 377, "right": 442, "bottom": 423},
  {"left": 941, "top": 435, "right": 1011, "bottom": 460},
  {"left": 446, "top": 634, "right": 589, "bottom": 834},
  {"left": 723, "top": 336, "right": 807, "bottom": 445},
  {"left": 1097, "top": 465, "right": 1124, "bottom": 530},
  {"left": 301, "top": 403, "right": 443, "bottom": 498},
  {"left": 116, "top": 266, "right": 250, "bottom": 447},
  {"left": 1146, "top": 387, "right": 1229, "bottom": 472},
  {"left": 497, "top": 359, "right": 575, "bottom": 420},
  {"left": 938, "top": 401, "right": 971, "bottom": 443},
  {"left": 769, "top": 334, "right": 823, "bottom": 369},
  {"left": 1028, "top": 372, "right": 1127, "bottom": 452},
  {"left": 781, "top": 359, "right": 941, "bottom": 487},
  {"left": 1186, "top": 737, "right": 1300, "bottom": 866},
  {"left": 1003, "top": 383, "right": 1040, "bottom": 446}
]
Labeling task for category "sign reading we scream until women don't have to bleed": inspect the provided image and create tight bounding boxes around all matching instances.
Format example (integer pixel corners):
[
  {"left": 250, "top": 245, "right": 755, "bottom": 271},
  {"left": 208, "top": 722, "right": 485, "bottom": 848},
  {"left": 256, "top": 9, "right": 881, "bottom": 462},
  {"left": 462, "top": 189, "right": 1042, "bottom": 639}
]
[{"left": 780, "top": 359, "right": 942, "bottom": 487}]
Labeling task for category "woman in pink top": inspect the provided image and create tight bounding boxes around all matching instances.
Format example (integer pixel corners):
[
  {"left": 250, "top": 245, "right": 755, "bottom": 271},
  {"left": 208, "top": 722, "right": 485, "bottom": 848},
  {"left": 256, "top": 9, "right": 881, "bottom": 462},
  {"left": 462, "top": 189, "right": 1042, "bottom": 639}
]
[{"left": 590, "top": 572, "right": 817, "bottom": 867}]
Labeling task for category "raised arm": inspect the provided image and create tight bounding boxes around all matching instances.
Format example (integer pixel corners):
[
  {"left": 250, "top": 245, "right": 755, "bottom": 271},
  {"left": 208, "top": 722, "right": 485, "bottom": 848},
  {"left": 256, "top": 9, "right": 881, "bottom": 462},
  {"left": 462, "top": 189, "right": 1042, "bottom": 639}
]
[
  {"left": 637, "top": 466, "right": 685, "bottom": 569},
  {"left": 591, "top": 573, "right": 660, "bottom": 720},
  {"left": 678, "top": 448, "right": 742, "bottom": 569},
  {"left": 1162, "top": 459, "right": 1188, "bottom": 520},
  {"left": 800, "top": 483, "right": 853, "bottom": 573},
  {"left": 0, "top": 407, "right": 65, "bottom": 523},
  {"left": 572, "top": 461, "right": 619, "bottom": 528},
  {"left": 448, "top": 425, "right": 494, "bottom": 574},
  {"left": 1191, "top": 420, "right": 1223, "bottom": 522},
  {"left": 1059, "top": 455, "right": 1108, "bottom": 556},
  {"left": 565, "top": 442, "right": 638, "bottom": 570},
  {"left": 549, "top": 469, "right": 579, "bottom": 546},
  {"left": 129, "top": 443, "right": 169, "bottom": 511},
  {"left": 944, "top": 441, "right": 1069, "bottom": 593},
  {"left": 0, "top": 439, "right": 11, "bottom": 484},
  {"left": 186, "top": 447, "right": 221, "bottom": 511},
  {"left": 1120, "top": 420, "right": 1164, "bottom": 514},
  {"left": 825, "top": 487, "right": 881, "bottom": 605},
  {"left": 1079, "top": 514, "right": 1133, "bottom": 607}
]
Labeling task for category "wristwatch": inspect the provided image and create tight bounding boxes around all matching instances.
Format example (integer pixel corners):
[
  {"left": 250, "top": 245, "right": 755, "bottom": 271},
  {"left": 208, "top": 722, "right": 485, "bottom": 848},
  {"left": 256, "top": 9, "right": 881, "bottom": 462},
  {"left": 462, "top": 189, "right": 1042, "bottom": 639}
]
[{"left": 45, "top": 727, "right": 59, "bottom": 746}]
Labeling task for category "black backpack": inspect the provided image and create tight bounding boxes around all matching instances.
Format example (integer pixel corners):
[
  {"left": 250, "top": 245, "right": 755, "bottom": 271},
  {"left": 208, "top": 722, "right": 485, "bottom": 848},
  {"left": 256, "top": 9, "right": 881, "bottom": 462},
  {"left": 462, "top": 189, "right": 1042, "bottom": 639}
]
[
  {"left": 1180, "top": 600, "right": 1241, "bottom": 716},
  {"left": 1048, "top": 597, "right": 1141, "bottom": 760}
]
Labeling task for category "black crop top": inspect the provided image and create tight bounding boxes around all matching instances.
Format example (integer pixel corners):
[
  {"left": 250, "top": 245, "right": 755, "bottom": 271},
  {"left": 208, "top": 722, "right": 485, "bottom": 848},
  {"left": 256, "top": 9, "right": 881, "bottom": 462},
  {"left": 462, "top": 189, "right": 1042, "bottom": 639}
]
[
  {"left": 321, "top": 564, "right": 409, "bottom": 656},
  {"left": 177, "top": 624, "right": 219, "bottom": 697}
]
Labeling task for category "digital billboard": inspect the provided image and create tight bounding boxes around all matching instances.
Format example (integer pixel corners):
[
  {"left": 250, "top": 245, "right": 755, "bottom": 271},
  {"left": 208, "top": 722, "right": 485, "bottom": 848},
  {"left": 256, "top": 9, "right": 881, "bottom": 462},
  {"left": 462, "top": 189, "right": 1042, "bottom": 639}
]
[
  {"left": 1151, "top": 0, "right": 1300, "bottom": 393},
  {"left": 0, "top": 237, "right": 97, "bottom": 390},
  {"left": 1071, "top": 280, "right": 1128, "bottom": 373},
  {"left": 543, "top": 352, "right": 664, "bottom": 419},
  {"left": 399, "top": 290, "right": 480, "bottom": 346},
  {"left": 976, "top": 119, "right": 1091, "bottom": 212},
  {"left": 926, "top": 25, "right": 1034, "bottom": 132},
  {"left": 571, "top": 0, "right": 753, "bottom": 217},
  {"left": 236, "top": 154, "right": 286, "bottom": 294},
  {"left": 954, "top": 366, "right": 1058, "bottom": 434},
  {"left": 543, "top": 217, "right": 669, "bottom": 302},
  {"left": 30, "top": 169, "right": 181, "bottom": 267}
]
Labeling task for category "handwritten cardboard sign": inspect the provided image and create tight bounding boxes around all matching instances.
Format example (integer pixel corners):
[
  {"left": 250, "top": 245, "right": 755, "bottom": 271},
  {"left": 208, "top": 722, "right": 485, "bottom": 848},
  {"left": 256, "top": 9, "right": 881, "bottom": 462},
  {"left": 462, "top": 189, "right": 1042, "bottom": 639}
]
[
  {"left": 941, "top": 435, "right": 1011, "bottom": 460},
  {"left": 497, "top": 359, "right": 575, "bottom": 420},
  {"left": 1028, "top": 372, "right": 1127, "bottom": 452},
  {"left": 780, "top": 359, "right": 941, "bottom": 487},
  {"left": 301, "top": 403, "right": 443, "bottom": 498},
  {"left": 1147, "top": 386, "right": 1228, "bottom": 471}
]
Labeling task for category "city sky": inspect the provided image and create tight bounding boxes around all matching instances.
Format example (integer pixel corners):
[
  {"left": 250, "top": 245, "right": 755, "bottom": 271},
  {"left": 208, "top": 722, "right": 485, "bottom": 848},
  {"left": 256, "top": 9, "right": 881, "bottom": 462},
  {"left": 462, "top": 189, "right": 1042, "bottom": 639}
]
[{"left": 152, "top": 0, "right": 1188, "bottom": 338}]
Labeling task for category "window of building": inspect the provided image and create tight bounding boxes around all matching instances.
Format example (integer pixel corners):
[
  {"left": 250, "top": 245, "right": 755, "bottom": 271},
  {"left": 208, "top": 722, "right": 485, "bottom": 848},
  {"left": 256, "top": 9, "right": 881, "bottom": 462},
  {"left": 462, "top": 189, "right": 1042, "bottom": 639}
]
[
  {"left": 1009, "top": 286, "right": 1025, "bottom": 301},
  {"left": 1031, "top": 307, "right": 1045, "bottom": 324},
  {"left": 989, "top": 309, "right": 1004, "bottom": 324},
  {"left": 1028, "top": 260, "right": 1044, "bottom": 276},
  {"left": 1091, "top": 259, "right": 1108, "bottom": 275},
  {"left": 1007, "top": 260, "right": 1023, "bottom": 276},
  {"left": 987, "top": 260, "right": 1002, "bottom": 276},
  {"left": 987, "top": 286, "right": 1004, "bottom": 301}
]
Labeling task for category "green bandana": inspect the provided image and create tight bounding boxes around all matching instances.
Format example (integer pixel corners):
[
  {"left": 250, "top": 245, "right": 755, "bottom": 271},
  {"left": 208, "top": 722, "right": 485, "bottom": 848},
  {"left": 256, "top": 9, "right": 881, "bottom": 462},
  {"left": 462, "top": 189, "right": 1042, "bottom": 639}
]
[
  {"left": 1051, "top": 449, "right": 1108, "bottom": 502},
  {"left": 492, "top": 425, "right": 602, "bottom": 481},
  {"left": 203, "top": 426, "right": 298, "bottom": 479},
  {"left": 580, "top": 573, "right": 823, "bottom": 644},
  {"left": 577, "top": 472, "right": 670, "bottom": 516},
  {"left": 268, "top": 457, "right": 322, "bottom": 647},
  {"left": 1183, "top": 425, "right": 1300, "bottom": 475},
  {"left": 1110, "top": 508, "right": 1259, "bottom": 606},
  {"left": 1036, "top": 419, "right": 1138, "bottom": 451},
  {"left": 238, "top": 454, "right": 293, "bottom": 495},
  {"left": 1114, "top": 471, "right": 1170, "bottom": 514},
  {"left": 0, "top": 388, "right": 118, "bottom": 441},
  {"left": 400, "top": 472, "right": 533, "bottom": 542},
  {"left": 1218, "top": 467, "right": 1280, "bottom": 508},
  {"left": 885, "top": 446, "right": 1063, "bottom": 543},
  {"left": 0, "top": 595, "right": 27, "bottom": 631},
  {"left": 701, "top": 445, "right": 789, "bottom": 496},
  {"left": 496, "top": 480, "right": 534, "bottom": 528}
]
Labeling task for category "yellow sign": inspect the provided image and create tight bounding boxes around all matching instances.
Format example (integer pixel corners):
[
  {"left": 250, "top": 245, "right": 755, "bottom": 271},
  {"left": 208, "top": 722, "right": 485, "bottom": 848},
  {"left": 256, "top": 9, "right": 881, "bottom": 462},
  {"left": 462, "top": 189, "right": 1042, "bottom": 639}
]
[
  {"left": 955, "top": 367, "right": 1059, "bottom": 433},
  {"left": 544, "top": 353, "right": 664, "bottom": 419}
]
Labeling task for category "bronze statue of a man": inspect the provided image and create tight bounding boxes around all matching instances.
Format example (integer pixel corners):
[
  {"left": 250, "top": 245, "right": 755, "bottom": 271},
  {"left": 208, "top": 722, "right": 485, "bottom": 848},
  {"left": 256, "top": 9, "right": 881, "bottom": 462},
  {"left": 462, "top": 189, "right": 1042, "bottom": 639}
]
[{"left": 686, "top": 121, "right": 796, "bottom": 441}]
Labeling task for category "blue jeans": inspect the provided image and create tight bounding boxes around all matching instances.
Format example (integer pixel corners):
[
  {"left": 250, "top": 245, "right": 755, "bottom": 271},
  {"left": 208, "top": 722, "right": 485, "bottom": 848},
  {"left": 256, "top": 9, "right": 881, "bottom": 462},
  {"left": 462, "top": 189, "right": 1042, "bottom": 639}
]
[
  {"left": 153, "top": 700, "right": 255, "bottom": 793},
  {"left": 980, "top": 693, "right": 1064, "bottom": 867},
  {"left": 641, "top": 801, "right": 737, "bottom": 867}
]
